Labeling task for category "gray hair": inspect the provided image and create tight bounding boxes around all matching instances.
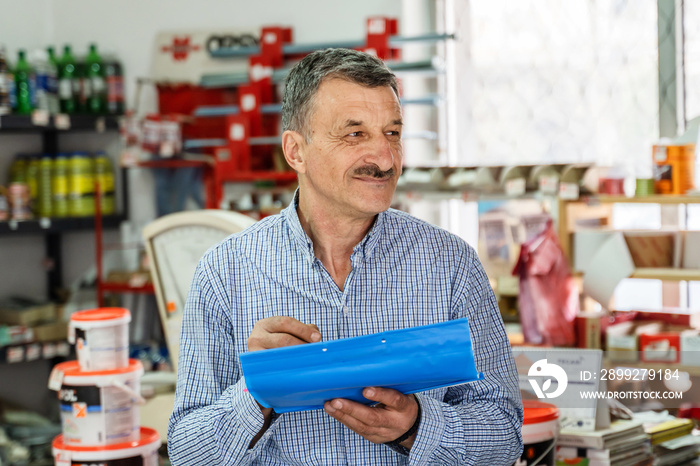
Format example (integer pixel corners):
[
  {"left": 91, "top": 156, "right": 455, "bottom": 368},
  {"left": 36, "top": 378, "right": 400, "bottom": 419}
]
[{"left": 281, "top": 48, "right": 399, "bottom": 142}]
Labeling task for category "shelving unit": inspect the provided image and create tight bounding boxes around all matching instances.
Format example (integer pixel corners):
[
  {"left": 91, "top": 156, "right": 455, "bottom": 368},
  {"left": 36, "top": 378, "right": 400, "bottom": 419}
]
[
  {"left": 0, "top": 113, "right": 127, "bottom": 300},
  {"left": 0, "top": 341, "right": 70, "bottom": 365},
  {"left": 159, "top": 18, "right": 454, "bottom": 209}
]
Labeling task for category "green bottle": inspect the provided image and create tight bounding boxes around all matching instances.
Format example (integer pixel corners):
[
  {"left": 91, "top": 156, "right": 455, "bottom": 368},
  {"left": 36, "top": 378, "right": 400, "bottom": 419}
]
[
  {"left": 14, "top": 50, "right": 34, "bottom": 114},
  {"left": 58, "top": 45, "right": 77, "bottom": 114},
  {"left": 46, "top": 47, "right": 60, "bottom": 114},
  {"left": 85, "top": 44, "right": 105, "bottom": 114}
]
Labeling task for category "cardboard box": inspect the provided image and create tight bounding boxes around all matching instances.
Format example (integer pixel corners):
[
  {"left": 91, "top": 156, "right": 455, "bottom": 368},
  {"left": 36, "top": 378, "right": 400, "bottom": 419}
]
[
  {"left": 682, "top": 231, "right": 700, "bottom": 268},
  {"left": 636, "top": 308, "right": 700, "bottom": 329},
  {"left": 639, "top": 332, "right": 681, "bottom": 363},
  {"left": 680, "top": 329, "right": 700, "bottom": 366},
  {"left": 623, "top": 232, "right": 677, "bottom": 268},
  {"left": 0, "top": 301, "right": 57, "bottom": 326},
  {"left": 606, "top": 321, "right": 663, "bottom": 362},
  {"left": 576, "top": 312, "right": 604, "bottom": 349},
  {"left": 32, "top": 320, "right": 68, "bottom": 342}
]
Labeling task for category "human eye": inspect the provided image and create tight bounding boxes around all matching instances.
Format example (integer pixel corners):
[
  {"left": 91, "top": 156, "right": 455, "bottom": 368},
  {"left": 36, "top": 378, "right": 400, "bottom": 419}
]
[{"left": 347, "top": 131, "right": 363, "bottom": 138}]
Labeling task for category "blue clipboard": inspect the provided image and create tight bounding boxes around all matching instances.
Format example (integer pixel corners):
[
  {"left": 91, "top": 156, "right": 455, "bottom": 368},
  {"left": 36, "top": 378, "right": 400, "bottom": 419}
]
[{"left": 239, "top": 318, "right": 484, "bottom": 413}]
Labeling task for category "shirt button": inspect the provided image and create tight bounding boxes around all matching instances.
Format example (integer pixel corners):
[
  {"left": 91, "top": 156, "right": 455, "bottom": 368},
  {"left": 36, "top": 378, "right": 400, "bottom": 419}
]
[{"left": 343, "top": 305, "right": 349, "bottom": 315}]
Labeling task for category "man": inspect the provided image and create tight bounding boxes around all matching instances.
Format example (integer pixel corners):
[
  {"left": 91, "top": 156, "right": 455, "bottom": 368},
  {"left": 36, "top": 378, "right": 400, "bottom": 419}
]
[{"left": 168, "top": 48, "right": 523, "bottom": 465}]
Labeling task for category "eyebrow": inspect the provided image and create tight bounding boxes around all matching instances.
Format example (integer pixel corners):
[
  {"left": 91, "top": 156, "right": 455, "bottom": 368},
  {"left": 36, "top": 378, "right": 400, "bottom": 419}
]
[{"left": 342, "top": 119, "right": 404, "bottom": 128}]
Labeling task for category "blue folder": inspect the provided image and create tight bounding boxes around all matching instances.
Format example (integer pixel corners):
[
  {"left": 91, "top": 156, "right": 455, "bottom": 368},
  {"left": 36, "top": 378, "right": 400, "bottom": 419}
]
[{"left": 239, "top": 318, "right": 484, "bottom": 413}]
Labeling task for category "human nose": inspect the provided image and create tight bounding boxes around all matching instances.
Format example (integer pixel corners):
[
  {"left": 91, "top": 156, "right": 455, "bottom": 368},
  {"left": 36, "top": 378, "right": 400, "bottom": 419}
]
[{"left": 367, "top": 136, "right": 399, "bottom": 172}]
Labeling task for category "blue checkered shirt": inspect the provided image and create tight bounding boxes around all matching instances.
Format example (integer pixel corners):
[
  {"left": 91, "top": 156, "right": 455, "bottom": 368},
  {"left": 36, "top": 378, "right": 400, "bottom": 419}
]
[{"left": 168, "top": 198, "right": 523, "bottom": 465}]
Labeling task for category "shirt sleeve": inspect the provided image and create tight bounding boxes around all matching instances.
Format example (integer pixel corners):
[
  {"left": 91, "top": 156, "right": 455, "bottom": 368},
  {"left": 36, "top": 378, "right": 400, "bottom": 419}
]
[
  {"left": 408, "top": 244, "right": 524, "bottom": 465},
  {"left": 167, "top": 253, "right": 279, "bottom": 465}
]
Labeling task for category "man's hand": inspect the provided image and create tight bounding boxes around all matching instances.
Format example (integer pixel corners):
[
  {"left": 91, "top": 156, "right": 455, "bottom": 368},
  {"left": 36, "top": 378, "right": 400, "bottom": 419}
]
[
  {"left": 247, "top": 316, "right": 322, "bottom": 447},
  {"left": 247, "top": 316, "right": 321, "bottom": 352},
  {"left": 324, "top": 387, "right": 419, "bottom": 449}
]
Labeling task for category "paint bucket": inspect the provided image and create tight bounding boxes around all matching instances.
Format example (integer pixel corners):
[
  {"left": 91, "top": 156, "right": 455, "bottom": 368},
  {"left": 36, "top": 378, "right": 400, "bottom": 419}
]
[
  {"left": 69, "top": 307, "right": 131, "bottom": 371},
  {"left": 515, "top": 400, "right": 559, "bottom": 466},
  {"left": 49, "top": 359, "right": 145, "bottom": 445},
  {"left": 52, "top": 427, "right": 161, "bottom": 466}
]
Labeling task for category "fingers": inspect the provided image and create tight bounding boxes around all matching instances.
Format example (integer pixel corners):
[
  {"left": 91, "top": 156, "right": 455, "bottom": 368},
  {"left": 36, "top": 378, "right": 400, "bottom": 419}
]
[
  {"left": 247, "top": 316, "right": 322, "bottom": 351},
  {"left": 324, "top": 391, "right": 418, "bottom": 444},
  {"left": 362, "top": 387, "right": 410, "bottom": 411}
]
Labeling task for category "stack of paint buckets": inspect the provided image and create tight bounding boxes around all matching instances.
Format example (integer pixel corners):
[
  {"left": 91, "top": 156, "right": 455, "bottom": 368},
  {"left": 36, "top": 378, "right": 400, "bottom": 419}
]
[{"left": 47, "top": 307, "right": 162, "bottom": 465}]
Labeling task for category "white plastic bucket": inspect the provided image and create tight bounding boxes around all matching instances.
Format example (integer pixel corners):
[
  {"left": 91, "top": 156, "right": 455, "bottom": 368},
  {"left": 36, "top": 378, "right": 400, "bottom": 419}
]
[
  {"left": 49, "top": 359, "right": 145, "bottom": 446},
  {"left": 53, "top": 427, "right": 161, "bottom": 466},
  {"left": 515, "top": 400, "right": 559, "bottom": 466},
  {"left": 69, "top": 307, "right": 131, "bottom": 371}
]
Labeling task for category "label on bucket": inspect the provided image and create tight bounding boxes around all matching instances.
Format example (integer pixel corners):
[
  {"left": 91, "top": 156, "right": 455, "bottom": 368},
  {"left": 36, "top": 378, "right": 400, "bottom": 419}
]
[
  {"left": 515, "top": 439, "right": 555, "bottom": 466},
  {"left": 59, "top": 382, "right": 139, "bottom": 445},
  {"left": 67, "top": 454, "right": 150, "bottom": 465},
  {"left": 75, "top": 324, "right": 129, "bottom": 371}
]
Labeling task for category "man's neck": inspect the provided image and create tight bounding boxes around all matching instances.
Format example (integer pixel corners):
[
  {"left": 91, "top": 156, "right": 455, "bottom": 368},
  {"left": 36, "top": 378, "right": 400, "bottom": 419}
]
[{"left": 296, "top": 195, "right": 376, "bottom": 289}]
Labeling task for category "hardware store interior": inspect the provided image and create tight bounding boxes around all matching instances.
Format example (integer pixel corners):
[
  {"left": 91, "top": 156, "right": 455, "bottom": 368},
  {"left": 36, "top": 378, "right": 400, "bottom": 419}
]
[{"left": 2, "top": 1, "right": 700, "bottom": 465}]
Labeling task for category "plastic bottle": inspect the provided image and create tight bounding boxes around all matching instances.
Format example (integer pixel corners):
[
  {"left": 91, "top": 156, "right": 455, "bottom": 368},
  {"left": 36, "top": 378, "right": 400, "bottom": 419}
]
[
  {"left": 14, "top": 50, "right": 35, "bottom": 114},
  {"left": 25, "top": 154, "right": 40, "bottom": 213},
  {"left": 30, "top": 49, "right": 57, "bottom": 113},
  {"left": 0, "top": 45, "right": 12, "bottom": 115},
  {"left": 104, "top": 59, "right": 124, "bottom": 115},
  {"left": 94, "top": 151, "right": 115, "bottom": 214},
  {"left": 58, "top": 45, "right": 77, "bottom": 114},
  {"left": 8, "top": 154, "right": 28, "bottom": 183},
  {"left": 37, "top": 154, "right": 53, "bottom": 218},
  {"left": 85, "top": 44, "right": 106, "bottom": 114},
  {"left": 68, "top": 151, "right": 94, "bottom": 216},
  {"left": 46, "top": 47, "right": 60, "bottom": 114},
  {"left": 52, "top": 153, "right": 69, "bottom": 217}
]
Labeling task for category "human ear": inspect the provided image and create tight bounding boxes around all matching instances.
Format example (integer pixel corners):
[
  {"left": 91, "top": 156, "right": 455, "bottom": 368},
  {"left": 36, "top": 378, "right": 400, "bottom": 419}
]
[{"left": 282, "top": 130, "right": 307, "bottom": 174}]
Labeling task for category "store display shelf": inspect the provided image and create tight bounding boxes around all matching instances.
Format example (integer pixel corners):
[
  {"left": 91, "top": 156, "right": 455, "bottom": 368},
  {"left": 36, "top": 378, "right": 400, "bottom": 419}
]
[
  {"left": 605, "top": 359, "right": 700, "bottom": 377},
  {"left": 200, "top": 59, "right": 438, "bottom": 89},
  {"left": 0, "top": 340, "right": 70, "bottom": 365},
  {"left": 99, "top": 282, "right": 155, "bottom": 294},
  {"left": 0, "top": 114, "right": 121, "bottom": 132},
  {"left": 208, "top": 33, "right": 454, "bottom": 58},
  {"left": 0, "top": 214, "right": 126, "bottom": 236},
  {"left": 583, "top": 195, "right": 700, "bottom": 205},
  {"left": 629, "top": 268, "right": 700, "bottom": 281},
  {"left": 137, "top": 159, "right": 211, "bottom": 169}
]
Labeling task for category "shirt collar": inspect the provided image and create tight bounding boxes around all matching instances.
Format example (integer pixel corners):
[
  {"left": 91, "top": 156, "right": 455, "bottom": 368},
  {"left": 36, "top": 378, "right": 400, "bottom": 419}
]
[{"left": 281, "top": 189, "right": 386, "bottom": 263}]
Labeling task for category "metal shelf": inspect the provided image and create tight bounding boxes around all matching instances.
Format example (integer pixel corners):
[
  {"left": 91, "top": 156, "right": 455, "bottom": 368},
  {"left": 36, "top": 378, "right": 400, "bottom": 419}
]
[
  {"left": 0, "top": 114, "right": 121, "bottom": 132},
  {"left": 200, "top": 59, "right": 440, "bottom": 89},
  {"left": 0, "top": 214, "right": 126, "bottom": 236},
  {"left": 630, "top": 268, "right": 700, "bottom": 281},
  {"left": 582, "top": 195, "right": 700, "bottom": 204},
  {"left": 0, "top": 340, "right": 70, "bottom": 365},
  {"left": 208, "top": 33, "right": 454, "bottom": 58}
]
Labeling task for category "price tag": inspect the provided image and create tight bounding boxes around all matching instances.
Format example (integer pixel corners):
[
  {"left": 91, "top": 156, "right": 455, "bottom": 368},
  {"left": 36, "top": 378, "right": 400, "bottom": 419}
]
[
  {"left": 43, "top": 342, "right": 57, "bottom": 359},
  {"left": 55, "top": 451, "right": 71, "bottom": 466},
  {"left": 559, "top": 182, "right": 580, "bottom": 200},
  {"left": 505, "top": 178, "right": 526, "bottom": 196},
  {"left": 32, "top": 110, "right": 50, "bottom": 126},
  {"left": 48, "top": 366, "right": 65, "bottom": 390},
  {"left": 7, "top": 346, "right": 25, "bottom": 363},
  {"left": 96, "top": 116, "right": 106, "bottom": 133},
  {"left": 39, "top": 217, "right": 51, "bottom": 229},
  {"left": 539, "top": 175, "right": 559, "bottom": 194},
  {"left": 54, "top": 113, "right": 71, "bottom": 130},
  {"left": 25, "top": 343, "right": 41, "bottom": 362},
  {"left": 56, "top": 341, "right": 70, "bottom": 356}
]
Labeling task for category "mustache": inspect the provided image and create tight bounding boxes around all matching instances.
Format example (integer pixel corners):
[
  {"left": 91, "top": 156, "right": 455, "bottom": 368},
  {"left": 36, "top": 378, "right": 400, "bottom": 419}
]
[{"left": 353, "top": 166, "right": 396, "bottom": 179}]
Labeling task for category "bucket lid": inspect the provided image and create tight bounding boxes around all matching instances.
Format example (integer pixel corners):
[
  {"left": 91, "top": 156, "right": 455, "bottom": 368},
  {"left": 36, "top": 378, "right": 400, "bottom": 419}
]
[
  {"left": 53, "top": 427, "right": 160, "bottom": 459},
  {"left": 53, "top": 359, "right": 143, "bottom": 377},
  {"left": 523, "top": 400, "right": 559, "bottom": 425},
  {"left": 71, "top": 307, "right": 131, "bottom": 322}
]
